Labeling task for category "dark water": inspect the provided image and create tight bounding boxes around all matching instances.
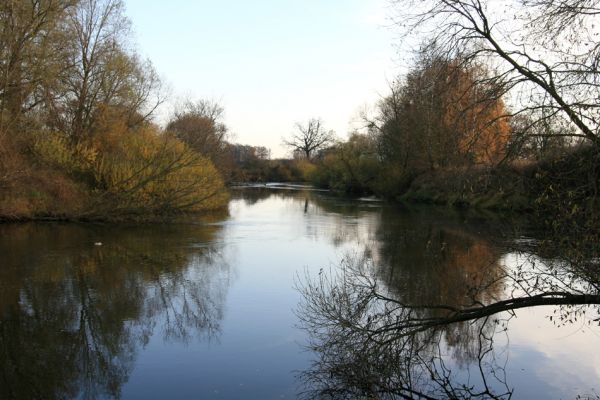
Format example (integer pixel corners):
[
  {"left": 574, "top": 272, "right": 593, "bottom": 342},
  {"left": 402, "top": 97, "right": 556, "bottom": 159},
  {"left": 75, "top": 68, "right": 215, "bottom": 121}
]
[{"left": 0, "top": 188, "right": 598, "bottom": 399}]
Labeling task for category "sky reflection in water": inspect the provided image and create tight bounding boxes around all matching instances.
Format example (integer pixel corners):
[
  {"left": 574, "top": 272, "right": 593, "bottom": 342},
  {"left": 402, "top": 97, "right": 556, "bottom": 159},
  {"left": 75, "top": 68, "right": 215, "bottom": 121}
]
[{"left": 0, "top": 188, "right": 598, "bottom": 399}]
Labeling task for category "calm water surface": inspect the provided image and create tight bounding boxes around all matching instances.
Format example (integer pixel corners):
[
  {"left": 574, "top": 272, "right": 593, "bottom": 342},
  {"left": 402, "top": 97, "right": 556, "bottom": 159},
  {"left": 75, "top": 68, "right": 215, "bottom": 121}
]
[{"left": 0, "top": 188, "right": 598, "bottom": 399}]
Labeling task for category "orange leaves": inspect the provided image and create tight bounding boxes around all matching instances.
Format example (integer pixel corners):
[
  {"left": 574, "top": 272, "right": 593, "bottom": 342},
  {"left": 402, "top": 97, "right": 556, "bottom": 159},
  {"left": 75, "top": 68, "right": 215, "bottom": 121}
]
[{"left": 383, "top": 56, "right": 512, "bottom": 171}]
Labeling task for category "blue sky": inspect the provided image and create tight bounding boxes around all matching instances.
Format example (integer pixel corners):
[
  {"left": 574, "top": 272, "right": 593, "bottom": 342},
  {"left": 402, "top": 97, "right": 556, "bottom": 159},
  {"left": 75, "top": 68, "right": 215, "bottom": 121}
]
[{"left": 125, "top": 0, "right": 400, "bottom": 157}]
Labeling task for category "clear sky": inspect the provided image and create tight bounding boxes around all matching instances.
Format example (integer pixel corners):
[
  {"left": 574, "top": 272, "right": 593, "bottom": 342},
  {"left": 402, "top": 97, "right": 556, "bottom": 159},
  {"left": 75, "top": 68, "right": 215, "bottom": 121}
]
[{"left": 124, "top": 0, "right": 400, "bottom": 157}]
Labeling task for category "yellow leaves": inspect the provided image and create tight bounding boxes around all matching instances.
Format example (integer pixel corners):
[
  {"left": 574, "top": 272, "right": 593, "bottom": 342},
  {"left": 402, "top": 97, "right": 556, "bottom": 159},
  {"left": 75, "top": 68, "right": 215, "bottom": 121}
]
[
  {"left": 33, "top": 131, "right": 96, "bottom": 176},
  {"left": 29, "top": 121, "right": 228, "bottom": 217},
  {"left": 294, "top": 159, "right": 317, "bottom": 181},
  {"left": 93, "top": 127, "right": 227, "bottom": 214}
]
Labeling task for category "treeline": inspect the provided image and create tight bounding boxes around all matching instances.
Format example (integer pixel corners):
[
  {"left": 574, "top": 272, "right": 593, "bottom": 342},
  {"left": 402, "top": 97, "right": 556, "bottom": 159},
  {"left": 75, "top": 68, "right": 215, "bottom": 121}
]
[
  {"left": 294, "top": 0, "right": 600, "bottom": 238},
  {"left": 0, "top": 0, "right": 232, "bottom": 220},
  {"left": 310, "top": 53, "right": 512, "bottom": 196},
  {"left": 302, "top": 46, "right": 600, "bottom": 240}
]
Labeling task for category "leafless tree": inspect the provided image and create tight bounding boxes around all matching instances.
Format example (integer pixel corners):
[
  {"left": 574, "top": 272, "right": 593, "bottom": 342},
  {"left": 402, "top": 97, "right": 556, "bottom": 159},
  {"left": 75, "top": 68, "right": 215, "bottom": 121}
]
[
  {"left": 391, "top": 0, "right": 600, "bottom": 147},
  {"left": 283, "top": 118, "right": 335, "bottom": 159}
]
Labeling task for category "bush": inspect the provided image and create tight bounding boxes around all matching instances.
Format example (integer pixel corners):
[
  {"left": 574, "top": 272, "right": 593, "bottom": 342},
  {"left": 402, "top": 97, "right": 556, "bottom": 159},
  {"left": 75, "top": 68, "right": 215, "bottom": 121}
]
[
  {"left": 89, "top": 128, "right": 228, "bottom": 217},
  {"left": 32, "top": 131, "right": 98, "bottom": 184},
  {"left": 1, "top": 125, "right": 228, "bottom": 220},
  {"left": 309, "top": 134, "right": 381, "bottom": 194}
]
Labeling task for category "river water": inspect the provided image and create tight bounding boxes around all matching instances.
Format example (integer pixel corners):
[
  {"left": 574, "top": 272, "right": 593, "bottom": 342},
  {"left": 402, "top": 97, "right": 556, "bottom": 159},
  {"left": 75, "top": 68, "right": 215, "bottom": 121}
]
[{"left": 0, "top": 187, "right": 598, "bottom": 399}]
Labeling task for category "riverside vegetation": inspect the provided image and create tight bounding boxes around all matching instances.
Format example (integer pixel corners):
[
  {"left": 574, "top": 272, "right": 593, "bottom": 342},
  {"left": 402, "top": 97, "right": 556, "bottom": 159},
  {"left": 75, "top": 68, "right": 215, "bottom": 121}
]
[
  {"left": 0, "top": 0, "right": 339, "bottom": 221},
  {"left": 0, "top": 0, "right": 231, "bottom": 220},
  {"left": 1, "top": 0, "right": 599, "bottom": 233},
  {"left": 283, "top": 2, "right": 600, "bottom": 248}
]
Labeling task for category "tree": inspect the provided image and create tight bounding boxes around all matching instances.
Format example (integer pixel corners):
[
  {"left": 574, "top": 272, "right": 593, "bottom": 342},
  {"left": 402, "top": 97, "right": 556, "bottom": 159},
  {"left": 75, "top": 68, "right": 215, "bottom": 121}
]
[
  {"left": 0, "top": 0, "right": 162, "bottom": 142},
  {"left": 372, "top": 51, "right": 511, "bottom": 172},
  {"left": 166, "top": 99, "right": 230, "bottom": 176},
  {"left": 49, "top": 0, "right": 162, "bottom": 141},
  {"left": 167, "top": 99, "right": 228, "bottom": 155},
  {"left": 283, "top": 118, "right": 335, "bottom": 160},
  {"left": 392, "top": 0, "right": 600, "bottom": 147},
  {"left": 310, "top": 133, "right": 380, "bottom": 193},
  {"left": 0, "top": 0, "right": 75, "bottom": 132}
]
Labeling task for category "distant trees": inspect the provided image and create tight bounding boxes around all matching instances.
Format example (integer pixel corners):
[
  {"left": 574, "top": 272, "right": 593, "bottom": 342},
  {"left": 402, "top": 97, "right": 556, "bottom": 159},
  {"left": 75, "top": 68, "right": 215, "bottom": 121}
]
[
  {"left": 229, "top": 144, "right": 270, "bottom": 165},
  {"left": 283, "top": 118, "right": 335, "bottom": 160}
]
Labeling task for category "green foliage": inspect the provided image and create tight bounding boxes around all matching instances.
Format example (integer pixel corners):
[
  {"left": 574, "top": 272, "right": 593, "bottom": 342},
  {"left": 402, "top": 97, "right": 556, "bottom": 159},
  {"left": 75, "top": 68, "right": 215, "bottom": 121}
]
[{"left": 310, "top": 134, "right": 382, "bottom": 194}]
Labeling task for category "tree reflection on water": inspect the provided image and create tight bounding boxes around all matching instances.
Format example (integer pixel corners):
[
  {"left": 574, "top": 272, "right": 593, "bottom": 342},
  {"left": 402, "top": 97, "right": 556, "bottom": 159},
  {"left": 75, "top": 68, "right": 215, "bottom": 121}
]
[
  {"left": 296, "top": 212, "right": 600, "bottom": 399},
  {"left": 0, "top": 223, "right": 232, "bottom": 399}
]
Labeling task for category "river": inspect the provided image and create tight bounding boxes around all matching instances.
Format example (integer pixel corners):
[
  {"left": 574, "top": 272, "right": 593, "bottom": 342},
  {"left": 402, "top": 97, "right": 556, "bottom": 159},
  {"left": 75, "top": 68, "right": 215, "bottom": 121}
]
[{"left": 0, "top": 187, "right": 598, "bottom": 399}]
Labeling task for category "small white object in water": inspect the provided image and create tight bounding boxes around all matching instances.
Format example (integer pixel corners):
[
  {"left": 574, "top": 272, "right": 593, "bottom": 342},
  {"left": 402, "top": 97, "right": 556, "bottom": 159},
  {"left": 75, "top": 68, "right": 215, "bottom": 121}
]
[{"left": 94, "top": 242, "right": 102, "bottom": 246}]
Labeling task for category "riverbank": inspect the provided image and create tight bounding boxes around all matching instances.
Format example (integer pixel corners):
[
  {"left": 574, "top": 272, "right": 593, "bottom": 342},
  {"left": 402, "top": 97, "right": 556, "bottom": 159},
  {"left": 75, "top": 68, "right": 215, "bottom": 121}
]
[
  {"left": 0, "top": 174, "right": 229, "bottom": 223},
  {"left": 396, "top": 147, "right": 600, "bottom": 249},
  {"left": 400, "top": 147, "right": 599, "bottom": 214},
  {"left": 400, "top": 164, "right": 532, "bottom": 211}
]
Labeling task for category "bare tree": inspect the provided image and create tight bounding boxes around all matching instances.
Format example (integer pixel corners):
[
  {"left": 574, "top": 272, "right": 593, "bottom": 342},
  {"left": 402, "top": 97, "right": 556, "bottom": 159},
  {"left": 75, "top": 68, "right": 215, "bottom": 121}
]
[
  {"left": 283, "top": 118, "right": 335, "bottom": 160},
  {"left": 392, "top": 0, "right": 600, "bottom": 147}
]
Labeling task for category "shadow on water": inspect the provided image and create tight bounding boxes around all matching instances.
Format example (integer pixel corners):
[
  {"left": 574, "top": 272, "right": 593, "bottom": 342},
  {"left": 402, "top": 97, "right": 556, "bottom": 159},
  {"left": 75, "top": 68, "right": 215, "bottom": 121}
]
[
  {"left": 294, "top": 192, "right": 600, "bottom": 399},
  {"left": 0, "top": 222, "right": 232, "bottom": 399}
]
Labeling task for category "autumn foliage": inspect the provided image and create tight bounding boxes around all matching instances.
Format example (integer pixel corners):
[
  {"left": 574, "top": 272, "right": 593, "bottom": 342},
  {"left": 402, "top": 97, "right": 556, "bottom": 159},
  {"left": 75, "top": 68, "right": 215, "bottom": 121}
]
[
  {"left": 378, "top": 55, "right": 511, "bottom": 172},
  {"left": 0, "top": 0, "right": 227, "bottom": 220},
  {"left": 310, "top": 54, "right": 512, "bottom": 197}
]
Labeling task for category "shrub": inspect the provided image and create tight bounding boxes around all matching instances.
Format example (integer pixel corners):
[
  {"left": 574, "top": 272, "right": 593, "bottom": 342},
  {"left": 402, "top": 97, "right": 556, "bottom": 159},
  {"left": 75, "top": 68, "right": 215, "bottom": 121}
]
[
  {"left": 309, "top": 134, "right": 381, "bottom": 194},
  {"left": 32, "top": 131, "right": 98, "bottom": 184},
  {"left": 89, "top": 128, "right": 228, "bottom": 217}
]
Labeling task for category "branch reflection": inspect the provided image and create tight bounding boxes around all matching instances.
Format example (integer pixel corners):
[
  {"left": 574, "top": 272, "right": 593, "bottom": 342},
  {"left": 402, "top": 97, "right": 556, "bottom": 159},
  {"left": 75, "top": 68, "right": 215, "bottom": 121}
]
[
  {"left": 296, "top": 215, "right": 600, "bottom": 399},
  {"left": 0, "top": 223, "right": 232, "bottom": 399}
]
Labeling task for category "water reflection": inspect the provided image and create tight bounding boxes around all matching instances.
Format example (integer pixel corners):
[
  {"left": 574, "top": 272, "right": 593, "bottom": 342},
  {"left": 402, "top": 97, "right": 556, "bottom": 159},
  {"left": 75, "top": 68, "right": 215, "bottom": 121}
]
[
  {"left": 0, "top": 223, "right": 231, "bottom": 399},
  {"left": 1, "top": 189, "right": 598, "bottom": 399},
  {"left": 296, "top": 199, "right": 600, "bottom": 399}
]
